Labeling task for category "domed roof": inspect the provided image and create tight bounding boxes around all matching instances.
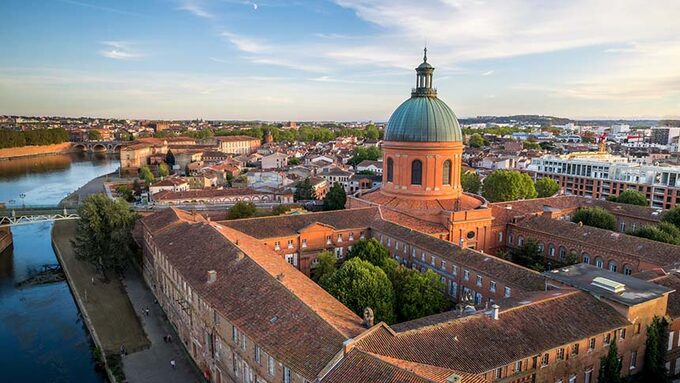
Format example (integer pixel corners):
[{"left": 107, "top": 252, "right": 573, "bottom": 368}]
[{"left": 385, "top": 96, "right": 462, "bottom": 142}]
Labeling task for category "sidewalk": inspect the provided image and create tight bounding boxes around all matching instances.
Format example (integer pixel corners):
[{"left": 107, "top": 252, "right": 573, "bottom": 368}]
[{"left": 122, "top": 268, "right": 203, "bottom": 383}]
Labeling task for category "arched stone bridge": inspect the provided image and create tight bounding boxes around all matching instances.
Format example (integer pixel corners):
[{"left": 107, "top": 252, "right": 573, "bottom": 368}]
[{"left": 72, "top": 141, "right": 123, "bottom": 153}]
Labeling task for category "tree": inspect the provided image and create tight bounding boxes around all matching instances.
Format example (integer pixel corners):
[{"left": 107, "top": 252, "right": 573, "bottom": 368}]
[
  {"left": 571, "top": 207, "right": 617, "bottom": 231},
  {"left": 227, "top": 201, "right": 257, "bottom": 219},
  {"left": 139, "top": 165, "right": 154, "bottom": 185},
  {"left": 116, "top": 185, "right": 134, "bottom": 202},
  {"left": 598, "top": 335, "right": 622, "bottom": 383},
  {"left": 510, "top": 239, "right": 545, "bottom": 271},
  {"left": 365, "top": 124, "right": 380, "bottom": 140},
  {"left": 272, "top": 204, "right": 298, "bottom": 216},
  {"left": 323, "top": 182, "right": 346, "bottom": 211},
  {"left": 535, "top": 177, "right": 559, "bottom": 197},
  {"left": 348, "top": 146, "right": 382, "bottom": 167},
  {"left": 313, "top": 250, "right": 337, "bottom": 284},
  {"left": 609, "top": 189, "right": 648, "bottom": 206},
  {"left": 481, "top": 170, "right": 537, "bottom": 202},
  {"left": 523, "top": 141, "right": 541, "bottom": 150},
  {"left": 468, "top": 133, "right": 486, "bottom": 148},
  {"left": 642, "top": 316, "right": 669, "bottom": 382},
  {"left": 294, "top": 178, "right": 316, "bottom": 201},
  {"left": 165, "top": 150, "right": 176, "bottom": 168},
  {"left": 159, "top": 162, "right": 170, "bottom": 177},
  {"left": 72, "top": 194, "right": 138, "bottom": 276},
  {"left": 393, "top": 267, "right": 450, "bottom": 322},
  {"left": 461, "top": 171, "right": 481, "bottom": 194},
  {"left": 662, "top": 206, "right": 680, "bottom": 229},
  {"left": 346, "top": 238, "right": 391, "bottom": 269},
  {"left": 320, "top": 258, "right": 395, "bottom": 324},
  {"left": 87, "top": 130, "right": 102, "bottom": 141},
  {"left": 628, "top": 222, "right": 680, "bottom": 245},
  {"left": 288, "top": 157, "right": 300, "bottom": 166}
]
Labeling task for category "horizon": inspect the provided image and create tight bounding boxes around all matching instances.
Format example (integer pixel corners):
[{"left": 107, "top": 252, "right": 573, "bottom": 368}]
[{"left": 1, "top": 1, "right": 680, "bottom": 121}]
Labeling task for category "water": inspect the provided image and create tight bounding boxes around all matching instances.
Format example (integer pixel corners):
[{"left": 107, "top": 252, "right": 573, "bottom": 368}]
[{"left": 0, "top": 153, "right": 119, "bottom": 382}]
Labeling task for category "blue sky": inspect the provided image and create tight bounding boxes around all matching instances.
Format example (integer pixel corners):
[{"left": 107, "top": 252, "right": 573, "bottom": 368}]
[{"left": 1, "top": 0, "right": 679, "bottom": 121}]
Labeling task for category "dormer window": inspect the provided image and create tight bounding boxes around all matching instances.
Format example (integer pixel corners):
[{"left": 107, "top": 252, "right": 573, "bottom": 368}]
[
  {"left": 287, "top": 239, "right": 293, "bottom": 249},
  {"left": 326, "top": 235, "right": 332, "bottom": 245},
  {"left": 274, "top": 241, "right": 281, "bottom": 251},
  {"left": 349, "top": 233, "right": 354, "bottom": 241},
  {"left": 301, "top": 239, "right": 307, "bottom": 248},
  {"left": 337, "top": 234, "right": 343, "bottom": 242}
]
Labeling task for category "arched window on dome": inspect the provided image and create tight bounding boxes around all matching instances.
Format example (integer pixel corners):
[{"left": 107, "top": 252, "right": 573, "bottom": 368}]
[
  {"left": 411, "top": 160, "right": 422, "bottom": 185},
  {"left": 442, "top": 160, "right": 452, "bottom": 185},
  {"left": 386, "top": 158, "right": 394, "bottom": 182}
]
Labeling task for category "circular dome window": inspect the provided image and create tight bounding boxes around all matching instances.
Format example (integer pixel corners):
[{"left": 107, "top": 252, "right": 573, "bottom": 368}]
[{"left": 466, "top": 231, "right": 476, "bottom": 239}]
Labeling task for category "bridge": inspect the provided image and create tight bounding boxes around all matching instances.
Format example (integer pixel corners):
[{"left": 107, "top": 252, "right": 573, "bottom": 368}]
[
  {"left": 72, "top": 140, "right": 123, "bottom": 154},
  {"left": 0, "top": 206, "right": 80, "bottom": 227}
]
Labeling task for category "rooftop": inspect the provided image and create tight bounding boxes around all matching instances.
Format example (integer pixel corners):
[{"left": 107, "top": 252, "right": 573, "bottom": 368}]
[{"left": 545, "top": 263, "right": 674, "bottom": 306}]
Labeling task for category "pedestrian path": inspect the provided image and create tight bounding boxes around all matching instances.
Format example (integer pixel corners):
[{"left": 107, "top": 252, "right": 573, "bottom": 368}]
[{"left": 122, "top": 268, "right": 202, "bottom": 383}]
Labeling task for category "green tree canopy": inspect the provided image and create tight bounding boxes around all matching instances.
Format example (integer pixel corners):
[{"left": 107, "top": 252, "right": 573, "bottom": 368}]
[
  {"left": 628, "top": 222, "right": 680, "bottom": 245},
  {"left": 392, "top": 267, "right": 450, "bottom": 322},
  {"left": 348, "top": 146, "right": 382, "bottom": 167},
  {"left": 320, "top": 257, "right": 395, "bottom": 324},
  {"left": 139, "top": 165, "right": 155, "bottom": 185},
  {"left": 662, "top": 206, "right": 680, "bottom": 229},
  {"left": 365, "top": 124, "right": 380, "bottom": 140},
  {"left": 571, "top": 207, "right": 617, "bottom": 231},
  {"left": 510, "top": 239, "right": 545, "bottom": 271},
  {"left": 294, "top": 178, "right": 316, "bottom": 201},
  {"left": 467, "top": 133, "right": 486, "bottom": 148},
  {"left": 323, "top": 182, "right": 347, "bottom": 211},
  {"left": 313, "top": 250, "right": 337, "bottom": 285},
  {"left": 598, "top": 335, "right": 622, "bottom": 383},
  {"left": 158, "top": 162, "right": 170, "bottom": 177},
  {"left": 271, "top": 204, "right": 299, "bottom": 216},
  {"left": 73, "top": 194, "right": 138, "bottom": 276},
  {"left": 87, "top": 130, "right": 102, "bottom": 140},
  {"left": 0, "top": 127, "right": 69, "bottom": 149},
  {"left": 461, "top": 171, "right": 481, "bottom": 194},
  {"left": 288, "top": 157, "right": 300, "bottom": 166},
  {"left": 523, "top": 141, "right": 541, "bottom": 150},
  {"left": 642, "top": 316, "right": 669, "bottom": 382},
  {"left": 346, "top": 238, "right": 391, "bottom": 269},
  {"left": 227, "top": 201, "right": 257, "bottom": 219},
  {"left": 608, "top": 189, "right": 648, "bottom": 206},
  {"left": 481, "top": 170, "right": 537, "bottom": 202},
  {"left": 535, "top": 177, "right": 559, "bottom": 197}
]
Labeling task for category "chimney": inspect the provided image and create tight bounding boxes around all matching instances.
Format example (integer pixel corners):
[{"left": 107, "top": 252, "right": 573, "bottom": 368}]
[
  {"left": 207, "top": 270, "right": 217, "bottom": 284},
  {"left": 490, "top": 304, "right": 500, "bottom": 320},
  {"left": 363, "top": 307, "right": 374, "bottom": 328},
  {"left": 342, "top": 339, "right": 355, "bottom": 355}
]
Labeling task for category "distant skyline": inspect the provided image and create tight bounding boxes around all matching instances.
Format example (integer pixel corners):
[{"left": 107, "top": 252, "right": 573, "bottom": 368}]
[{"left": 1, "top": 0, "right": 679, "bottom": 121}]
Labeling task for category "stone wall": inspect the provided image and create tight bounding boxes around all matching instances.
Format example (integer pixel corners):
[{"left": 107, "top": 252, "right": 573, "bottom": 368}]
[{"left": 0, "top": 142, "right": 73, "bottom": 159}]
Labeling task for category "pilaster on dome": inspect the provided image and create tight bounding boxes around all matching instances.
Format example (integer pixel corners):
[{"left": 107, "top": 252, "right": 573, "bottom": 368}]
[{"left": 412, "top": 47, "right": 437, "bottom": 97}]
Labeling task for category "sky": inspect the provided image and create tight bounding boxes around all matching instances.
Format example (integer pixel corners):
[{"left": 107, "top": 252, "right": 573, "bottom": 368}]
[{"left": 1, "top": 0, "right": 679, "bottom": 121}]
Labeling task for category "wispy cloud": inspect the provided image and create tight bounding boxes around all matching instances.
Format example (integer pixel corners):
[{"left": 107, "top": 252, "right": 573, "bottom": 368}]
[
  {"left": 59, "top": 0, "right": 139, "bottom": 16},
  {"left": 177, "top": 0, "right": 214, "bottom": 19},
  {"left": 481, "top": 70, "right": 495, "bottom": 76},
  {"left": 98, "top": 41, "right": 142, "bottom": 60},
  {"left": 221, "top": 32, "right": 269, "bottom": 53}
]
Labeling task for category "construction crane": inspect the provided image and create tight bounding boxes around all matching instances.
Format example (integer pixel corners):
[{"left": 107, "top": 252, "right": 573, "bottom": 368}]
[{"left": 598, "top": 132, "right": 608, "bottom": 153}]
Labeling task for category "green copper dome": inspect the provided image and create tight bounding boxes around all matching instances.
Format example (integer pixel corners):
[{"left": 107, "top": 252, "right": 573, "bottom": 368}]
[{"left": 384, "top": 51, "right": 462, "bottom": 143}]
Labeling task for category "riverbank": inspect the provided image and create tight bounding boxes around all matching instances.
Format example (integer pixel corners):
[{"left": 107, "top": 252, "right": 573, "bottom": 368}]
[
  {"left": 0, "top": 142, "right": 73, "bottom": 160},
  {"left": 59, "top": 171, "right": 119, "bottom": 208},
  {"left": 52, "top": 220, "right": 150, "bottom": 381}
]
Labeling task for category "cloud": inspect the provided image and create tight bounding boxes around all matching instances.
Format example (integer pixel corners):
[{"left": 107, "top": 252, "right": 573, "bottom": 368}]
[
  {"left": 177, "top": 0, "right": 214, "bottom": 19},
  {"left": 221, "top": 32, "right": 269, "bottom": 53},
  {"left": 59, "top": 0, "right": 139, "bottom": 16},
  {"left": 481, "top": 70, "right": 495, "bottom": 76},
  {"left": 98, "top": 41, "right": 142, "bottom": 60}
]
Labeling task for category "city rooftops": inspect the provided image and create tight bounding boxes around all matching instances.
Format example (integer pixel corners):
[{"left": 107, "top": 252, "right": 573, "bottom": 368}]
[{"left": 545, "top": 263, "right": 674, "bottom": 306}]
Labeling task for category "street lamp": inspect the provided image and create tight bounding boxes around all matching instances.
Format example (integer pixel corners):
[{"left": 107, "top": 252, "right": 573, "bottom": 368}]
[{"left": 19, "top": 193, "right": 26, "bottom": 208}]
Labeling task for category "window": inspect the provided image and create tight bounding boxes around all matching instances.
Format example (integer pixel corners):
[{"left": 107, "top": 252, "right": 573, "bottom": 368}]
[
  {"left": 360, "top": 231, "right": 365, "bottom": 239},
  {"left": 441, "top": 260, "right": 446, "bottom": 271},
  {"left": 595, "top": 257, "right": 604, "bottom": 268},
  {"left": 301, "top": 239, "right": 307, "bottom": 248},
  {"left": 326, "top": 235, "right": 332, "bottom": 244},
  {"left": 442, "top": 160, "right": 452, "bottom": 185},
  {"left": 608, "top": 260, "right": 618, "bottom": 272},
  {"left": 582, "top": 253, "right": 590, "bottom": 264},
  {"left": 411, "top": 160, "right": 422, "bottom": 185},
  {"left": 669, "top": 331, "right": 675, "bottom": 351},
  {"left": 335, "top": 247, "right": 343, "bottom": 259},
  {"left": 387, "top": 238, "right": 391, "bottom": 247},
  {"left": 620, "top": 222, "right": 626, "bottom": 232},
  {"left": 508, "top": 234, "right": 513, "bottom": 244},
  {"left": 241, "top": 334, "right": 247, "bottom": 350},
  {"left": 232, "top": 326, "right": 239, "bottom": 343},
  {"left": 490, "top": 281, "right": 496, "bottom": 293},
  {"left": 517, "top": 236, "right": 524, "bottom": 246},
  {"left": 584, "top": 368, "right": 593, "bottom": 383},
  {"left": 589, "top": 338, "right": 596, "bottom": 351},
  {"left": 549, "top": 244, "right": 555, "bottom": 257},
  {"left": 558, "top": 246, "right": 566, "bottom": 259},
  {"left": 514, "top": 360, "right": 522, "bottom": 373},
  {"left": 630, "top": 350, "right": 637, "bottom": 369},
  {"left": 538, "top": 242, "right": 544, "bottom": 253},
  {"left": 571, "top": 343, "right": 579, "bottom": 355},
  {"left": 504, "top": 287, "right": 511, "bottom": 298},
  {"left": 386, "top": 157, "right": 394, "bottom": 182},
  {"left": 431, "top": 256, "right": 436, "bottom": 267},
  {"left": 568, "top": 375, "right": 576, "bottom": 383},
  {"left": 255, "top": 345, "right": 261, "bottom": 364},
  {"left": 268, "top": 356, "right": 275, "bottom": 376},
  {"left": 449, "top": 281, "right": 458, "bottom": 296},
  {"left": 287, "top": 239, "right": 293, "bottom": 249},
  {"left": 557, "top": 348, "right": 565, "bottom": 360},
  {"left": 476, "top": 275, "right": 483, "bottom": 287},
  {"left": 463, "top": 270, "right": 470, "bottom": 281},
  {"left": 542, "top": 353, "right": 549, "bottom": 366},
  {"left": 619, "top": 328, "right": 626, "bottom": 340},
  {"left": 604, "top": 333, "right": 611, "bottom": 345},
  {"left": 498, "top": 231, "right": 503, "bottom": 243},
  {"left": 337, "top": 234, "right": 343, "bottom": 242},
  {"left": 349, "top": 232, "right": 354, "bottom": 241},
  {"left": 283, "top": 366, "right": 292, "bottom": 383},
  {"left": 274, "top": 241, "right": 281, "bottom": 250},
  {"left": 623, "top": 264, "right": 633, "bottom": 275},
  {"left": 452, "top": 265, "right": 458, "bottom": 275},
  {"left": 495, "top": 367, "right": 502, "bottom": 379},
  {"left": 635, "top": 323, "right": 641, "bottom": 334}
]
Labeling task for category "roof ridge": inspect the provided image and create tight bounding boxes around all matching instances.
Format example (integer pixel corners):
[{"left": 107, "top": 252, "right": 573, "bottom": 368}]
[{"left": 221, "top": 206, "right": 377, "bottom": 223}]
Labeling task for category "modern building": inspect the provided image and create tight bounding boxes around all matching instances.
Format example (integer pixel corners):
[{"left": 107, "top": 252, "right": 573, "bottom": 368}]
[
  {"left": 651, "top": 127, "right": 680, "bottom": 145},
  {"left": 527, "top": 153, "right": 680, "bottom": 208}
]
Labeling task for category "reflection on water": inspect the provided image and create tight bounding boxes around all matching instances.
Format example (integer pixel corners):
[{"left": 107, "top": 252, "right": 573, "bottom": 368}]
[
  {"left": 0, "top": 153, "right": 117, "bottom": 382},
  {"left": 0, "top": 153, "right": 119, "bottom": 206}
]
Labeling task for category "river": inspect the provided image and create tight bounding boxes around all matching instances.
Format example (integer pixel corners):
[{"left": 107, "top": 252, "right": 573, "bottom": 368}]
[{"left": 0, "top": 153, "right": 119, "bottom": 382}]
